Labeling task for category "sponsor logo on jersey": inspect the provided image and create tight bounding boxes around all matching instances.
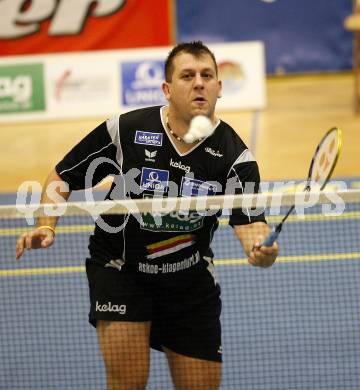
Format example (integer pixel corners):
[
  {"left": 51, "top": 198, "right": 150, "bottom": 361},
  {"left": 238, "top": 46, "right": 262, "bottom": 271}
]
[
  {"left": 104, "top": 259, "right": 125, "bottom": 271},
  {"left": 135, "top": 131, "right": 163, "bottom": 146},
  {"left": 140, "top": 167, "right": 169, "bottom": 193},
  {"left": 95, "top": 301, "right": 126, "bottom": 315},
  {"left": 170, "top": 158, "right": 191, "bottom": 173},
  {"left": 121, "top": 60, "right": 167, "bottom": 106},
  {"left": 205, "top": 147, "right": 223, "bottom": 158},
  {"left": 140, "top": 194, "right": 204, "bottom": 232},
  {"left": 180, "top": 177, "right": 217, "bottom": 197},
  {"left": 145, "top": 149, "right": 157, "bottom": 162},
  {"left": 138, "top": 251, "right": 201, "bottom": 274}
]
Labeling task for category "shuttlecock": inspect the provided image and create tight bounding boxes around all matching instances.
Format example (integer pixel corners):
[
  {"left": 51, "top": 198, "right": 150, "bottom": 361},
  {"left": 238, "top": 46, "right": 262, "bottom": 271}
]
[{"left": 183, "top": 115, "right": 214, "bottom": 144}]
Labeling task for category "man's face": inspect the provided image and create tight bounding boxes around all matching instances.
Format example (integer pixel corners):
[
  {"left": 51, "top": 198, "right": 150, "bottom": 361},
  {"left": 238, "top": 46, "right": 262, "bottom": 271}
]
[{"left": 162, "top": 52, "right": 222, "bottom": 120}]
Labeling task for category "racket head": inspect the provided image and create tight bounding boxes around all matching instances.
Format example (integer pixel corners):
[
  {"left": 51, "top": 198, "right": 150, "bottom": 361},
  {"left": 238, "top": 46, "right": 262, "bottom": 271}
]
[{"left": 307, "top": 127, "right": 342, "bottom": 190}]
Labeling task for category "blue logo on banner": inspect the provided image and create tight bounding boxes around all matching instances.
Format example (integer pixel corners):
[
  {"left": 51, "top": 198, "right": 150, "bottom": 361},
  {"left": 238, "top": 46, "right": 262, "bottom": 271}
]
[
  {"left": 180, "top": 177, "right": 217, "bottom": 197},
  {"left": 121, "top": 61, "right": 167, "bottom": 106},
  {"left": 135, "top": 131, "right": 163, "bottom": 147},
  {"left": 140, "top": 167, "right": 169, "bottom": 193}
]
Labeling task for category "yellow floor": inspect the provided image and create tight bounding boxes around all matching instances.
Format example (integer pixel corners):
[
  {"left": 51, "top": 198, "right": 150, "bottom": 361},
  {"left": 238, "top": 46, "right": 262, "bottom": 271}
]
[{"left": 1, "top": 72, "right": 359, "bottom": 192}]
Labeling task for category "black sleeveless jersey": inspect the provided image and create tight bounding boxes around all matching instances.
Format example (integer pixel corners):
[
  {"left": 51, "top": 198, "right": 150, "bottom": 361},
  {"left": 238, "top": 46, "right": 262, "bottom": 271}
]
[{"left": 56, "top": 106, "right": 265, "bottom": 272}]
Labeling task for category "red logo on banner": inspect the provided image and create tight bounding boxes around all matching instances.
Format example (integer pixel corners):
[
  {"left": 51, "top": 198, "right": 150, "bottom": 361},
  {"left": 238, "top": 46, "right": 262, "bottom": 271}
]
[{"left": 0, "top": 0, "right": 172, "bottom": 55}]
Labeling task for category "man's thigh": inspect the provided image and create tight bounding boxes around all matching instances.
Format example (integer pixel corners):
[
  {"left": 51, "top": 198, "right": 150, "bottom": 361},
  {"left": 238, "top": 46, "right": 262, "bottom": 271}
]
[
  {"left": 151, "top": 267, "right": 222, "bottom": 363},
  {"left": 97, "top": 321, "right": 151, "bottom": 389},
  {"left": 86, "top": 260, "right": 155, "bottom": 388}
]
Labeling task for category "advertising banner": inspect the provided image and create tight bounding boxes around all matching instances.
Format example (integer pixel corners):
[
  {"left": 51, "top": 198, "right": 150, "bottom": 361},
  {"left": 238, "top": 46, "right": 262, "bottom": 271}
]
[
  {"left": 120, "top": 60, "right": 168, "bottom": 107},
  {"left": 0, "top": 63, "right": 45, "bottom": 114},
  {"left": 210, "top": 41, "right": 266, "bottom": 110},
  {"left": 0, "top": 41, "right": 265, "bottom": 122},
  {"left": 176, "top": 0, "right": 352, "bottom": 73},
  {"left": 0, "top": 0, "right": 172, "bottom": 55},
  {"left": 46, "top": 57, "right": 118, "bottom": 118}
]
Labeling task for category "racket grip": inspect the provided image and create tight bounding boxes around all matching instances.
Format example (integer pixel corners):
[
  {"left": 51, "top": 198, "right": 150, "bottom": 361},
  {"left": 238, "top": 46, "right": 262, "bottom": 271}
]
[{"left": 262, "top": 230, "right": 279, "bottom": 247}]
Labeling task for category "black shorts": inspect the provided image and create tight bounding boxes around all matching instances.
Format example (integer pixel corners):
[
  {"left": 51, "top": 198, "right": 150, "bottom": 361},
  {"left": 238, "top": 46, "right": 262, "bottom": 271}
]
[{"left": 85, "top": 258, "right": 222, "bottom": 362}]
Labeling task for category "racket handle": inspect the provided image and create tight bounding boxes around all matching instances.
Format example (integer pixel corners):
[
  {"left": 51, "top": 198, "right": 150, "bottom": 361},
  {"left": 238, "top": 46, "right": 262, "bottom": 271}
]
[{"left": 262, "top": 230, "right": 280, "bottom": 247}]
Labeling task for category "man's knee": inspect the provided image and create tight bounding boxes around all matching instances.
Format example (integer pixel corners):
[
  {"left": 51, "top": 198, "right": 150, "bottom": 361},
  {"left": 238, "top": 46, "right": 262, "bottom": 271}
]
[
  {"left": 165, "top": 347, "right": 221, "bottom": 390},
  {"left": 106, "top": 369, "right": 148, "bottom": 390}
]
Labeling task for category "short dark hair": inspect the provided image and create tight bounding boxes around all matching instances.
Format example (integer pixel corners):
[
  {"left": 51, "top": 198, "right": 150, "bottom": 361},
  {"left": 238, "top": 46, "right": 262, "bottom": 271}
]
[{"left": 164, "top": 41, "right": 218, "bottom": 82}]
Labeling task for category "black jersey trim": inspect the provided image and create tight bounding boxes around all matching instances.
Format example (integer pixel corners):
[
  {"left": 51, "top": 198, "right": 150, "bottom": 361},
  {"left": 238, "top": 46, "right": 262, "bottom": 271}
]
[
  {"left": 106, "top": 114, "right": 122, "bottom": 170},
  {"left": 58, "top": 141, "right": 114, "bottom": 176},
  {"left": 226, "top": 149, "right": 255, "bottom": 179},
  {"left": 230, "top": 166, "right": 251, "bottom": 223}
]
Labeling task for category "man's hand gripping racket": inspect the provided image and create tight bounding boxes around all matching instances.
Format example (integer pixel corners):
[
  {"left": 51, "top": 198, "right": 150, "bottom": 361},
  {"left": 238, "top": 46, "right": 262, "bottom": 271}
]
[{"left": 262, "top": 127, "right": 342, "bottom": 247}]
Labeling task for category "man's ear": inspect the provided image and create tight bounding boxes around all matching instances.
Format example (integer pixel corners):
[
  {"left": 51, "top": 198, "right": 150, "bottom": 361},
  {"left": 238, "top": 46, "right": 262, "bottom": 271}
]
[
  {"left": 162, "top": 82, "right": 171, "bottom": 100},
  {"left": 218, "top": 80, "right": 222, "bottom": 98}
]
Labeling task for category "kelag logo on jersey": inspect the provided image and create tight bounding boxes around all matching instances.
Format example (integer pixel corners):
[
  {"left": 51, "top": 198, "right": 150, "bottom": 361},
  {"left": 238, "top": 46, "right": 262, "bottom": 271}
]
[
  {"left": 140, "top": 194, "right": 204, "bottom": 233},
  {"left": 180, "top": 177, "right": 217, "bottom": 197},
  {"left": 121, "top": 61, "right": 167, "bottom": 106},
  {"left": 140, "top": 167, "right": 169, "bottom": 193},
  {"left": 135, "top": 131, "right": 163, "bottom": 146}
]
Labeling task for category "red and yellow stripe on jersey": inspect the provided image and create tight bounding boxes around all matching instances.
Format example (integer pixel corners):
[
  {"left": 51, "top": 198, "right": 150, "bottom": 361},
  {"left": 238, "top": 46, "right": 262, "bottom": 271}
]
[{"left": 146, "top": 234, "right": 195, "bottom": 259}]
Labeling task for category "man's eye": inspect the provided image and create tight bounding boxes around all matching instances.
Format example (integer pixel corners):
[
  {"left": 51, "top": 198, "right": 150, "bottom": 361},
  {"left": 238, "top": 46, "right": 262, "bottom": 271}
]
[
  {"left": 202, "top": 73, "right": 212, "bottom": 79},
  {"left": 182, "top": 74, "right": 193, "bottom": 79}
]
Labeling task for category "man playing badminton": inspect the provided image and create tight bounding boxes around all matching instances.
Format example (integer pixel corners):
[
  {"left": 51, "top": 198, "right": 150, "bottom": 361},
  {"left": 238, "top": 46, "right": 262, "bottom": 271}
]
[{"left": 16, "top": 41, "right": 278, "bottom": 390}]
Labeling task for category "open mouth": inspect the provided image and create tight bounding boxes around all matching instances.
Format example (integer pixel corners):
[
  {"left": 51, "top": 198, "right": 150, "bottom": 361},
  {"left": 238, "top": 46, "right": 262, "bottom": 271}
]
[{"left": 193, "top": 97, "right": 206, "bottom": 102}]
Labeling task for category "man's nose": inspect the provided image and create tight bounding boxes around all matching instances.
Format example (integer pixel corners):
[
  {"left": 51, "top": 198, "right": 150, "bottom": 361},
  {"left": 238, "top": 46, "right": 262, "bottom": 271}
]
[{"left": 194, "top": 73, "right": 204, "bottom": 88}]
